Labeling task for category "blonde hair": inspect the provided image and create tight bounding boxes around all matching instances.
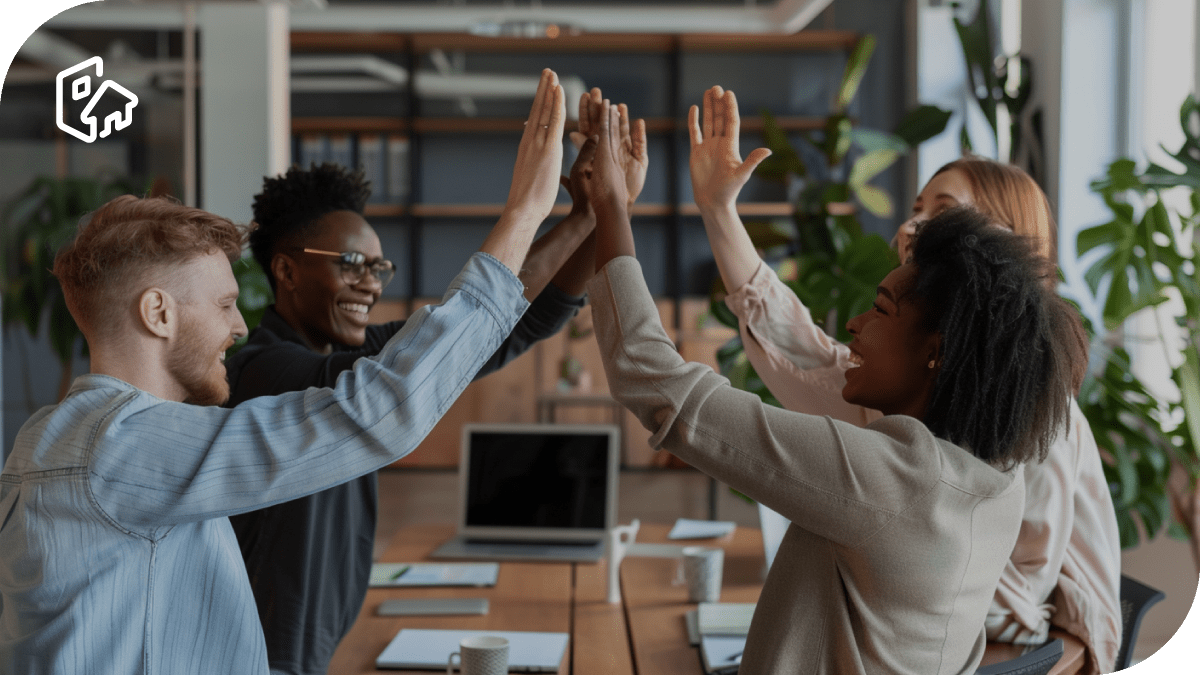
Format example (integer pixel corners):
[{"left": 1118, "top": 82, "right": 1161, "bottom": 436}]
[
  {"left": 54, "top": 195, "right": 247, "bottom": 341},
  {"left": 934, "top": 157, "right": 1058, "bottom": 263}
]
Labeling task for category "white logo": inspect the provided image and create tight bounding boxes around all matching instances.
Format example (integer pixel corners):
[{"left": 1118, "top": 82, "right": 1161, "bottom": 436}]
[{"left": 55, "top": 56, "right": 139, "bottom": 144}]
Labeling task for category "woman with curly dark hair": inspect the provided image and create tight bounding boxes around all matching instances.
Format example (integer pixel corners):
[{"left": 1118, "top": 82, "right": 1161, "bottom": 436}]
[
  {"left": 222, "top": 97, "right": 647, "bottom": 675},
  {"left": 579, "top": 96, "right": 1087, "bottom": 674},
  {"left": 690, "top": 87, "right": 1120, "bottom": 674}
]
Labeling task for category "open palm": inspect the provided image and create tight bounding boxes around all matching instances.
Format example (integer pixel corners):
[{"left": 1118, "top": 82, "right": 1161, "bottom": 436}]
[{"left": 688, "top": 86, "right": 771, "bottom": 213}]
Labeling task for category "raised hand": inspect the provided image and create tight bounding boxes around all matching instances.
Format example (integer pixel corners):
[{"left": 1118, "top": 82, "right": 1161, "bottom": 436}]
[
  {"left": 503, "top": 69, "right": 566, "bottom": 222},
  {"left": 582, "top": 100, "right": 630, "bottom": 217},
  {"left": 571, "top": 88, "right": 648, "bottom": 208},
  {"left": 586, "top": 100, "right": 638, "bottom": 271},
  {"left": 688, "top": 86, "right": 771, "bottom": 214}
]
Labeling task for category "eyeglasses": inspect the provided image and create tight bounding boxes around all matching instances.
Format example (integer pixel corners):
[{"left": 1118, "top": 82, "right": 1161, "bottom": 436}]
[{"left": 298, "top": 247, "right": 396, "bottom": 288}]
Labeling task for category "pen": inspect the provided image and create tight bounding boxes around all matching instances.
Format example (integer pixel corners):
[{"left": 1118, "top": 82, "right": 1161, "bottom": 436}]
[{"left": 389, "top": 565, "right": 411, "bottom": 581}]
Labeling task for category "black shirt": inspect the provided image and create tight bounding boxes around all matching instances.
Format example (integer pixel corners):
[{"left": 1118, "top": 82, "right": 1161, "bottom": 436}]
[{"left": 223, "top": 285, "right": 584, "bottom": 675}]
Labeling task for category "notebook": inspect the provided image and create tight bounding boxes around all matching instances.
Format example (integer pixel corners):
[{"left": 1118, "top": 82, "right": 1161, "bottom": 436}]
[
  {"left": 376, "top": 628, "right": 569, "bottom": 671},
  {"left": 697, "top": 602, "right": 755, "bottom": 636},
  {"left": 369, "top": 562, "right": 499, "bottom": 587},
  {"left": 430, "top": 424, "right": 620, "bottom": 563}
]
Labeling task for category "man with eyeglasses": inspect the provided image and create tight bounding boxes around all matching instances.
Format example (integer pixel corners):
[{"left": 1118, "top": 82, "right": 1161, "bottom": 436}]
[{"left": 223, "top": 97, "right": 645, "bottom": 675}]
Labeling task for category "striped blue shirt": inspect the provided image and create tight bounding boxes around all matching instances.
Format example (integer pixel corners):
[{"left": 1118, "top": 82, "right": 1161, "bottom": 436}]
[{"left": 0, "top": 253, "right": 527, "bottom": 674}]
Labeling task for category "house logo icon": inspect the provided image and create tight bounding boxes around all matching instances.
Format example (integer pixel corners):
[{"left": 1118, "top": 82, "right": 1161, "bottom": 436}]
[{"left": 55, "top": 56, "right": 139, "bottom": 144}]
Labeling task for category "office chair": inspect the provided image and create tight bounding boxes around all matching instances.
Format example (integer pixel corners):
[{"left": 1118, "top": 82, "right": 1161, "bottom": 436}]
[
  {"left": 1114, "top": 574, "right": 1165, "bottom": 670},
  {"left": 974, "top": 638, "right": 1063, "bottom": 675}
]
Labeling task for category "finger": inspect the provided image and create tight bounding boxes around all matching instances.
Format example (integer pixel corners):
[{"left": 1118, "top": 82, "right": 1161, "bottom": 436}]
[
  {"left": 589, "top": 88, "right": 603, "bottom": 136},
  {"left": 596, "top": 100, "right": 613, "bottom": 160},
  {"left": 569, "top": 130, "right": 588, "bottom": 150},
  {"left": 632, "top": 118, "right": 647, "bottom": 159},
  {"left": 735, "top": 147, "right": 773, "bottom": 183},
  {"left": 577, "top": 92, "right": 590, "bottom": 135},
  {"left": 618, "top": 103, "right": 631, "bottom": 149},
  {"left": 702, "top": 87, "right": 715, "bottom": 140},
  {"left": 547, "top": 82, "right": 565, "bottom": 139},
  {"left": 688, "top": 104, "right": 702, "bottom": 147},
  {"left": 537, "top": 70, "right": 560, "bottom": 129},
  {"left": 524, "top": 69, "right": 551, "bottom": 141},
  {"left": 609, "top": 105, "right": 622, "bottom": 158},
  {"left": 713, "top": 86, "right": 726, "bottom": 138},
  {"left": 725, "top": 90, "right": 742, "bottom": 138}
]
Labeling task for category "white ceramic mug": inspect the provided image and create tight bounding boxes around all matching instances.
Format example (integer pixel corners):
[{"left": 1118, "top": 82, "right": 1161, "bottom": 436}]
[
  {"left": 682, "top": 545, "right": 724, "bottom": 603},
  {"left": 446, "top": 635, "right": 509, "bottom": 675}
]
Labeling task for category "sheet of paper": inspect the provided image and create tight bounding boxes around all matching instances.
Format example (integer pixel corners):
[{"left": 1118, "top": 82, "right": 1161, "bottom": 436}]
[
  {"left": 700, "top": 635, "right": 746, "bottom": 674},
  {"left": 369, "top": 562, "right": 499, "bottom": 587},
  {"left": 667, "top": 518, "right": 737, "bottom": 540}
]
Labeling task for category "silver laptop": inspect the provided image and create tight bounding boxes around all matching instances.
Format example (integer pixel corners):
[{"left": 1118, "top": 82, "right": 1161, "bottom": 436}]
[{"left": 430, "top": 423, "right": 620, "bottom": 563}]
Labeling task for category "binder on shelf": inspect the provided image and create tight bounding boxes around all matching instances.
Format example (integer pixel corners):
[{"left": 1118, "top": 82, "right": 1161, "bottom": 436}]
[
  {"left": 386, "top": 134, "right": 410, "bottom": 204},
  {"left": 328, "top": 133, "right": 353, "bottom": 170},
  {"left": 298, "top": 133, "right": 328, "bottom": 169},
  {"left": 358, "top": 134, "right": 387, "bottom": 203}
]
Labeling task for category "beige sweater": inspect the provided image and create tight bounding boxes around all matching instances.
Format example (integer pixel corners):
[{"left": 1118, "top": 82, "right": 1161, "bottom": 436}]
[
  {"left": 589, "top": 257, "right": 1026, "bottom": 674},
  {"left": 724, "top": 261, "right": 1121, "bottom": 673}
]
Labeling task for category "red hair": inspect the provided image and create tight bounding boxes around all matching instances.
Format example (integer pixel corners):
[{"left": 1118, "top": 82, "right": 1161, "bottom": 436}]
[{"left": 53, "top": 195, "right": 246, "bottom": 340}]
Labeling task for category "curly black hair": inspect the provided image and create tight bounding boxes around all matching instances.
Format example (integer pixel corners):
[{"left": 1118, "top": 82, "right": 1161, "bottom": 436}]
[
  {"left": 908, "top": 207, "right": 1088, "bottom": 469},
  {"left": 249, "top": 162, "right": 372, "bottom": 292}
]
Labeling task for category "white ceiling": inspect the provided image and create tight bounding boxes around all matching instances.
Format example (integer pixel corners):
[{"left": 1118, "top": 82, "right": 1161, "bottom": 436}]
[{"left": 46, "top": 0, "right": 834, "bottom": 34}]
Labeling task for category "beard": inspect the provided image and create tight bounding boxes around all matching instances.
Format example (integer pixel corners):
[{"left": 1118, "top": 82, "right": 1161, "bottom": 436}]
[{"left": 166, "top": 312, "right": 231, "bottom": 406}]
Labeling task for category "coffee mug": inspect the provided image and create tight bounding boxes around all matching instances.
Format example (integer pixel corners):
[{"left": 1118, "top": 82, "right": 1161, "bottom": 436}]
[
  {"left": 682, "top": 545, "right": 724, "bottom": 603},
  {"left": 446, "top": 635, "right": 509, "bottom": 675}
]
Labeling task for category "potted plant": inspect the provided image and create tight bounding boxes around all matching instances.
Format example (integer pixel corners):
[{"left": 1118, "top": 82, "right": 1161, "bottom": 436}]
[{"left": 1073, "top": 94, "right": 1200, "bottom": 566}]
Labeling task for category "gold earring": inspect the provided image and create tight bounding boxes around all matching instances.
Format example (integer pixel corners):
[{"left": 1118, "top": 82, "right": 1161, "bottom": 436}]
[{"left": 928, "top": 360, "right": 936, "bottom": 369}]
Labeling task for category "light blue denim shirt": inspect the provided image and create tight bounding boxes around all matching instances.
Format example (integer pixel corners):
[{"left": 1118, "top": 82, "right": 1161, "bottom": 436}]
[{"left": 0, "top": 253, "right": 527, "bottom": 674}]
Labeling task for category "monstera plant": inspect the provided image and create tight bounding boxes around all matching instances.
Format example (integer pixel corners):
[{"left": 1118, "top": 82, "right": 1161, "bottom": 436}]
[
  {"left": 708, "top": 34, "right": 950, "bottom": 405},
  {"left": 1075, "top": 95, "right": 1200, "bottom": 564}
]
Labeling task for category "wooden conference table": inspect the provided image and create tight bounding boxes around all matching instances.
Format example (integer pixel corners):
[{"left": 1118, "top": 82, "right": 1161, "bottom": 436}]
[{"left": 329, "top": 523, "right": 1084, "bottom": 675}]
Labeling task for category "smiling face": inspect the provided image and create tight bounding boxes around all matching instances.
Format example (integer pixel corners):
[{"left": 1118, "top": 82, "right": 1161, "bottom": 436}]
[
  {"left": 894, "top": 168, "right": 975, "bottom": 263},
  {"left": 275, "top": 210, "right": 384, "bottom": 353},
  {"left": 166, "top": 252, "right": 247, "bottom": 405},
  {"left": 842, "top": 263, "right": 941, "bottom": 419}
]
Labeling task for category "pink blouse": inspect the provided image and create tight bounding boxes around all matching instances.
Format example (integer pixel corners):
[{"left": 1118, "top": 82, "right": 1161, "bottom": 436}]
[{"left": 725, "top": 261, "right": 1122, "bottom": 674}]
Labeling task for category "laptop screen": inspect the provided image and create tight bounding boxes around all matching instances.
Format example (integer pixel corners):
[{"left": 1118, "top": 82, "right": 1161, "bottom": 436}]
[{"left": 461, "top": 425, "right": 618, "bottom": 535}]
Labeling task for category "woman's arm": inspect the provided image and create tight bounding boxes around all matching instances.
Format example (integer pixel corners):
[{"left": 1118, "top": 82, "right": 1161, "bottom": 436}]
[
  {"left": 586, "top": 255, "right": 956, "bottom": 545},
  {"left": 691, "top": 86, "right": 876, "bottom": 424}
]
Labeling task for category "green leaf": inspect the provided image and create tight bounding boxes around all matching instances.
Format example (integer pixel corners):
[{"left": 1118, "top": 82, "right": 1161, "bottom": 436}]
[
  {"left": 835, "top": 35, "right": 876, "bottom": 113},
  {"left": 851, "top": 183, "right": 895, "bottom": 218},
  {"left": 1179, "top": 345, "right": 1200, "bottom": 461},
  {"left": 849, "top": 129, "right": 909, "bottom": 154},
  {"left": 847, "top": 149, "right": 900, "bottom": 187},
  {"left": 891, "top": 104, "right": 953, "bottom": 147},
  {"left": 822, "top": 115, "right": 854, "bottom": 167},
  {"left": 755, "top": 110, "right": 807, "bottom": 182}
]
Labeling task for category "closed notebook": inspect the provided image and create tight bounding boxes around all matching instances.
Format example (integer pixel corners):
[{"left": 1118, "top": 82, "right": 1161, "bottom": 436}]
[
  {"left": 376, "top": 628, "right": 568, "bottom": 672},
  {"left": 697, "top": 602, "right": 755, "bottom": 636},
  {"left": 369, "top": 562, "right": 499, "bottom": 587}
]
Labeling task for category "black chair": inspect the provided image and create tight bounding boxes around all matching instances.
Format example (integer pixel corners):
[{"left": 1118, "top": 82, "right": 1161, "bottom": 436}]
[
  {"left": 1114, "top": 574, "right": 1165, "bottom": 670},
  {"left": 975, "top": 638, "right": 1064, "bottom": 675}
]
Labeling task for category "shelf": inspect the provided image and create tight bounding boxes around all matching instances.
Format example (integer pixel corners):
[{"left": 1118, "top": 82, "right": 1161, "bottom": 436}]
[
  {"left": 295, "top": 116, "right": 827, "bottom": 134},
  {"left": 361, "top": 203, "right": 792, "bottom": 219},
  {"left": 292, "top": 117, "right": 406, "bottom": 133}
]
